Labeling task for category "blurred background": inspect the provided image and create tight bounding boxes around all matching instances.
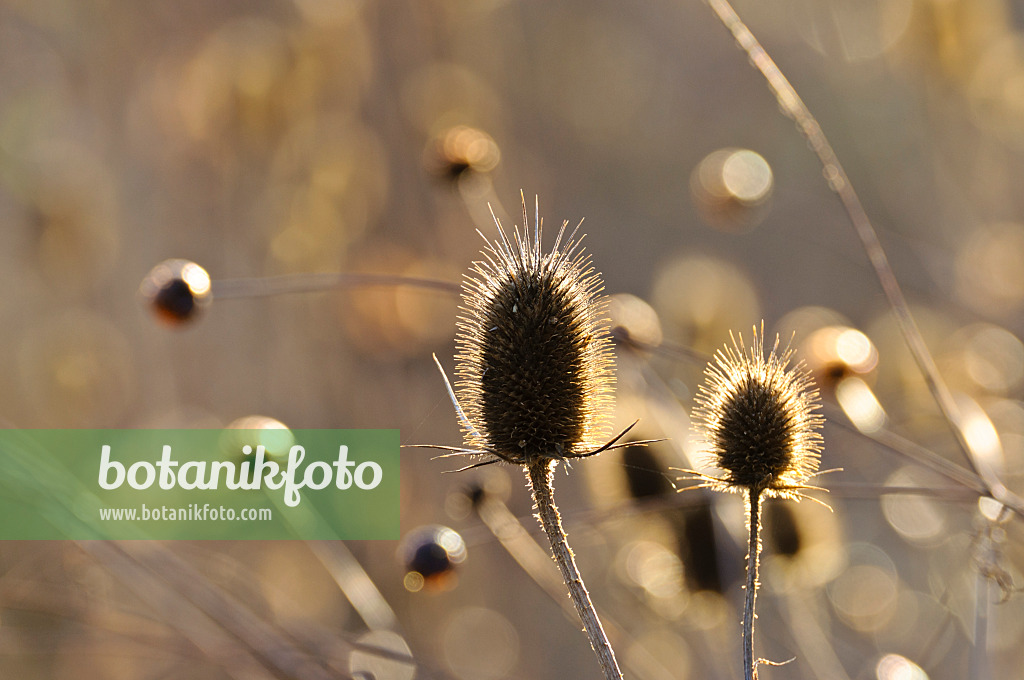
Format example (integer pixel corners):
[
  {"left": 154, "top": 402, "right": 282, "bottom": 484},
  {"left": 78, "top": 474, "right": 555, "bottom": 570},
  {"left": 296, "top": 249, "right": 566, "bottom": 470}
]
[{"left": 2, "top": 0, "right": 1024, "bottom": 677}]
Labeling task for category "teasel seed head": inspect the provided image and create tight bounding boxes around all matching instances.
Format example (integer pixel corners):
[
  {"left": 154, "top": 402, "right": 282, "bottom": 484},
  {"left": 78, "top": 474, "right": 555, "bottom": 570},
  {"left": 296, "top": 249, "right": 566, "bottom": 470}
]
[
  {"left": 692, "top": 324, "right": 824, "bottom": 499},
  {"left": 454, "top": 198, "right": 614, "bottom": 466}
]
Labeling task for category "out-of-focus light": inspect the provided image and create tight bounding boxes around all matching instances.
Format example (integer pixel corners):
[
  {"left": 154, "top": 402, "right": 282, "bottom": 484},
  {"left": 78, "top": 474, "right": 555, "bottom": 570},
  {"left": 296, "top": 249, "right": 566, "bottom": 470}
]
[
  {"left": 836, "top": 377, "right": 887, "bottom": 433},
  {"left": 836, "top": 328, "right": 877, "bottom": 370},
  {"left": 957, "top": 393, "right": 1005, "bottom": 477},
  {"left": 762, "top": 498, "right": 846, "bottom": 591},
  {"left": 795, "top": 0, "right": 914, "bottom": 62},
  {"left": 804, "top": 325, "right": 879, "bottom": 397},
  {"left": 876, "top": 653, "right": 929, "bottom": 680},
  {"left": 649, "top": 255, "right": 759, "bottom": 353},
  {"left": 340, "top": 247, "right": 456, "bottom": 357},
  {"left": 960, "top": 323, "right": 1024, "bottom": 393},
  {"left": 424, "top": 125, "right": 501, "bottom": 180},
  {"left": 350, "top": 630, "right": 414, "bottom": 680},
  {"left": 624, "top": 630, "right": 692, "bottom": 680},
  {"left": 608, "top": 293, "right": 664, "bottom": 347},
  {"left": 776, "top": 307, "right": 851, "bottom": 344},
  {"left": 443, "top": 607, "right": 519, "bottom": 680},
  {"left": 400, "top": 62, "right": 501, "bottom": 136},
  {"left": 222, "top": 416, "right": 294, "bottom": 459},
  {"left": 691, "top": 148, "right": 774, "bottom": 232},
  {"left": 829, "top": 557, "right": 900, "bottom": 632},
  {"left": 882, "top": 468, "right": 946, "bottom": 544},
  {"left": 19, "top": 311, "right": 136, "bottom": 427},
  {"left": 721, "top": 150, "right": 773, "bottom": 203},
  {"left": 624, "top": 541, "right": 684, "bottom": 600},
  {"left": 968, "top": 35, "right": 1024, "bottom": 145},
  {"left": 180, "top": 261, "right": 212, "bottom": 295},
  {"left": 978, "top": 495, "right": 1009, "bottom": 523},
  {"left": 955, "top": 222, "right": 1024, "bottom": 316}
]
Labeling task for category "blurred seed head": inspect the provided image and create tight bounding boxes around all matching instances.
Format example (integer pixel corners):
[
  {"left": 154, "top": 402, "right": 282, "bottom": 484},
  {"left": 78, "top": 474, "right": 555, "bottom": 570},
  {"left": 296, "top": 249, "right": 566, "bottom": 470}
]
[
  {"left": 424, "top": 125, "right": 501, "bottom": 181},
  {"left": 761, "top": 496, "right": 845, "bottom": 590},
  {"left": 690, "top": 148, "right": 773, "bottom": 232},
  {"left": 621, "top": 442, "right": 674, "bottom": 500},
  {"left": 400, "top": 525, "right": 467, "bottom": 592},
  {"left": 455, "top": 202, "right": 614, "bottom": 465},
  {"left": 801, "top": 325, "right": 879, "bottom": 394},
  {"left": 608, "top": 293, "right": 664, "bottom": 347},
  {"left": 139, "top": 259, "right": 212, "bottom": 326},
  {"left": 692, "top": 326, "right": 824, "bottom": 498},
  {"left": 445, "top": 468, "right": 512, "bottom": 521}
]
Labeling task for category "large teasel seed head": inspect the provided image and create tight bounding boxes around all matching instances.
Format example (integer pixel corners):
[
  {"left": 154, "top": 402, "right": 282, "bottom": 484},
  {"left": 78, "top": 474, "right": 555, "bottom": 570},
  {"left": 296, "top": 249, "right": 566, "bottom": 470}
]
[
  {"left": 692, "top": 325, "right": 824, "bottom": 498},
  {"left": 455, "top": 199, "right": 614, "bottom": 466}
]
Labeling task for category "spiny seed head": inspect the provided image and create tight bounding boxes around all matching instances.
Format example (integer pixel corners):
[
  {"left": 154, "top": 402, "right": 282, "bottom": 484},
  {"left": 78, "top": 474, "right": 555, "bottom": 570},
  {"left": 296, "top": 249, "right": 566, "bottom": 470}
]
[
  {"left": 692, "top": 325, "right": 823, "bottom": 499},
  {"left": 455, "top": 199, "right": 614, "bottom": 466}
]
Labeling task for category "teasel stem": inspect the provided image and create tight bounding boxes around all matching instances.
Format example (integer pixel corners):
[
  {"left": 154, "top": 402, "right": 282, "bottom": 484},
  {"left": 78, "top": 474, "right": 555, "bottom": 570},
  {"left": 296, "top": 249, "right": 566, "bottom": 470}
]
[
  {"left": 526, "top": 459, "right": 623, "bottom": 680},
  {"left": 743, "top": 487, "right": 764, "bottom": 680},
  {"left": 702, "top": 0, "right": 1024, "bottom": 516}
]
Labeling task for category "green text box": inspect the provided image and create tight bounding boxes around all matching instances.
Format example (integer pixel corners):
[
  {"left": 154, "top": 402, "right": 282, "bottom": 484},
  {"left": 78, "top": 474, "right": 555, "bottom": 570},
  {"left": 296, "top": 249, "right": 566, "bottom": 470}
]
[{"left": 0, "top": 429, "right": 399, "bottom": 540}]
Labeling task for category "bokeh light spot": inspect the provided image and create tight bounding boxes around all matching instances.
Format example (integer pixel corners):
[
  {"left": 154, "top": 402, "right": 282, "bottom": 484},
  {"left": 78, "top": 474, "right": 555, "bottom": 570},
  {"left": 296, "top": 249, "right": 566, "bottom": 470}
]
[
  {"left": 882, "top": 468, "right": 946, "bottom": 545},
  {"left": 876, "top": 653, "right": 929, "bottom": 680},
  {"left": 443, "top": 607, "right": 519, "bottom": 680}
]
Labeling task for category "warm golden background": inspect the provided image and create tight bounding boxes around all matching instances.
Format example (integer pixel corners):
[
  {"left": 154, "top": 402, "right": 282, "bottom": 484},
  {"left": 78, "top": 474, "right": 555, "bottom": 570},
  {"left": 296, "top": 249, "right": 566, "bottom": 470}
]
[{"left": 2, "top": 0, "right": 1024, "bottom": 678}]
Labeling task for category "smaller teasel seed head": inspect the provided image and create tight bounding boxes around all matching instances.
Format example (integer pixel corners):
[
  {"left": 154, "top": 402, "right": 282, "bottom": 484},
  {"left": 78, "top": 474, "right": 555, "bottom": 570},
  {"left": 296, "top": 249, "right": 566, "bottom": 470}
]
[
  {"left": 692, "top": 324, "right": 823, "bottom": 498},
  {"left": 454, "top": 198, "right": 614, "bottom": 466},
  {"left": 139, "top": 259, "right": 212, "bottom": 326}
]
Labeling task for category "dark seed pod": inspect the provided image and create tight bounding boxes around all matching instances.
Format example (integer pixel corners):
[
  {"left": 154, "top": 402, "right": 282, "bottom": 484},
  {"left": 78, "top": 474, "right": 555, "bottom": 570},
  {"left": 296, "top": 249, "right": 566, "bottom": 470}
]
[
  {"left": 139, "top": 259, "right": 212, "bottom": 325},
  {"left": 424, "top": 125, "right": 501, "bottom": 181},
  {"left": 692, "top": 326, "right": 823, "bottom": 498},
  {"left": 455, "top": 200, "right": 614, "bottom": 465},
  {"left": 400, "top": 525, "right": 467, "bottom": 592}
]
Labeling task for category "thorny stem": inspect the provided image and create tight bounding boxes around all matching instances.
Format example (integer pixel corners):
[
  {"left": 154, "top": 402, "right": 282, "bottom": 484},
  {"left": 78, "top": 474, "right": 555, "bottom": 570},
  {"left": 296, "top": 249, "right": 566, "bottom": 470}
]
[
  {"left": 527, "top": 460, "right": 623, "bottom": 680},
  {"left": 744, "top": 489, "right": 763, "bottom": 680},
  {"left": 702, "top": 0, "right": 1024, "bottom": 515},
  {"left": 475, "top": 491, "right": 679, "bottom": 680}
]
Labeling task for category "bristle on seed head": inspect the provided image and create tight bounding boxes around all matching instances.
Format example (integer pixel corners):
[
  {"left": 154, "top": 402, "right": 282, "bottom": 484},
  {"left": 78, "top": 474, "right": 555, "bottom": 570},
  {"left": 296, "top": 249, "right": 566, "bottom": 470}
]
[
  {"left": 454, "top": 196, "right": 614, "bottom": 466},
  {"left": 691, "top": 324, "right": 823, "bottom": 499}
]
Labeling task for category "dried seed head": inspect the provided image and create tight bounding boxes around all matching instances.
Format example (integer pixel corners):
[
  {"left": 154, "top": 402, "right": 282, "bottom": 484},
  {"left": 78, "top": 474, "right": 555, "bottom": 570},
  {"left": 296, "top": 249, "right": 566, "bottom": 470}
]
[
  {"left": 424, "top": 125, "right": 501, "bottom": 181},
  {"left": 692, "top": 325, "right": 823, "bottom": 498},
  {"left": 399, "top": 525, "right": 467, "bottom": 592},
  {"left": 139, "top": 259, "right": 212, "bottom": 325},
  {"left": 455, "top": 199, "right": 614, "bottom": 466}
]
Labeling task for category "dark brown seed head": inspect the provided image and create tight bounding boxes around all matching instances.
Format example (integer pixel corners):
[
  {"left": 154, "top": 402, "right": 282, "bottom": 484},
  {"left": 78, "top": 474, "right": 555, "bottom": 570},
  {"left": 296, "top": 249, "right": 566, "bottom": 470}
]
[
  {"left": 692, "top": 326, "right": 823, "bottom": 498},
  {"left": 455, "top": 200, "right": 614, "bottom": 465},
  {"left": 139, "top": 259, "right": 212, "bottom": 326}
]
